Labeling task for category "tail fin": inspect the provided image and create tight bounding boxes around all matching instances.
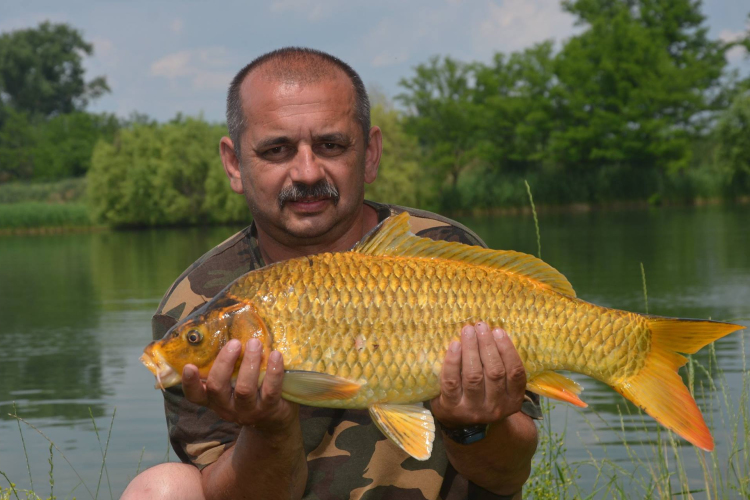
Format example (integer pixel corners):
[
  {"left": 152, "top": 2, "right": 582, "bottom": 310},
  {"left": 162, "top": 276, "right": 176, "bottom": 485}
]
[{"left": 613, "top": 317, "right": 743, "bottom": 451}]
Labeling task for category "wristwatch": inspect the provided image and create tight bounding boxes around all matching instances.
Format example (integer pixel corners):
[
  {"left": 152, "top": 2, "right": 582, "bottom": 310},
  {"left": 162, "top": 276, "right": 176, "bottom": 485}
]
[{"left": 440, "top": 422, "right": 489, "bottom": 445}]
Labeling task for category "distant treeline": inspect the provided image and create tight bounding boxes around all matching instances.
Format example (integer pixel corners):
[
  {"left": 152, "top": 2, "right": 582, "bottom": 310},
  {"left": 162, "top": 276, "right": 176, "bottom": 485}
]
[{"left": 1, "top": 2, "right": 750, "bottom": 228}]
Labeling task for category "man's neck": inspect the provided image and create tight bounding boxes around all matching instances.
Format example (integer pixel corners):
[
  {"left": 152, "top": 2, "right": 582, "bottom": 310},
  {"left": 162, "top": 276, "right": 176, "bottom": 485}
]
[{"left": 256, "top": 203, "right": 380, "bottom": 265}]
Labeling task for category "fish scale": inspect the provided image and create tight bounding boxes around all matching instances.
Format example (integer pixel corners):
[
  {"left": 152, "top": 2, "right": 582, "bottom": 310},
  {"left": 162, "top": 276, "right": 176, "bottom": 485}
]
[
  {"left": 225, "top": 250, "right": 648, "bottom": 408},
  {"left": 142, "top": 211, "right": 743, "bottom": 459}
]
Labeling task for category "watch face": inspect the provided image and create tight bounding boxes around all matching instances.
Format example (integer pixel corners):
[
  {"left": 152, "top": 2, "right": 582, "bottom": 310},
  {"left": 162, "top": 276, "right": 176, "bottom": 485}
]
[{"left": 443, "top": 424, "right": 488, "bottom": 445}]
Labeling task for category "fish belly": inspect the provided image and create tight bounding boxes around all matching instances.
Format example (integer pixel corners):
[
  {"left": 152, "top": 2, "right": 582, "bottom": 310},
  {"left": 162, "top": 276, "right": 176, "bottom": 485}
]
[{"left": 229, "top": 252, "right": 650, "bottom": 408}]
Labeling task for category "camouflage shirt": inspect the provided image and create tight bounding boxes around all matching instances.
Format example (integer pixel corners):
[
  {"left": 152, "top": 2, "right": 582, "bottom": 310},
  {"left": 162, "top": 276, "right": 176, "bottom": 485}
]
[{"left": 152, "top": 200, "right": 542, "bottom": 500}]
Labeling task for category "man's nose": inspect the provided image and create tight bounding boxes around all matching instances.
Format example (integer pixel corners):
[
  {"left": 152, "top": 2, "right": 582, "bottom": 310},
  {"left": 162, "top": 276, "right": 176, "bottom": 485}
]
[{"left": 289, "top": 145, "right": 325, "bottom": 184}]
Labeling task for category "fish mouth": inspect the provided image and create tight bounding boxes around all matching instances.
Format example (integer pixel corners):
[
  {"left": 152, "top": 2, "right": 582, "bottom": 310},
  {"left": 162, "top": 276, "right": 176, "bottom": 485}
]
[{"left": 140, "top": 348, "right": 182, "bottom": 390}]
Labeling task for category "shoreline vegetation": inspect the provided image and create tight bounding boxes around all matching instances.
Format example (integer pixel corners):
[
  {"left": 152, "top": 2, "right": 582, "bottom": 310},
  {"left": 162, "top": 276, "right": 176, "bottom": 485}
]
[{"left": 2, "top": 4, "right": 750, "bottom": 234}]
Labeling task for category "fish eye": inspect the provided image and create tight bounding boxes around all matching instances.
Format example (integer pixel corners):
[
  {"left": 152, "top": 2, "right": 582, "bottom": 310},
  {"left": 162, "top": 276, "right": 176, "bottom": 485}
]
[{"left": 187, "top": 330, "right": 203, "bottom": 344}]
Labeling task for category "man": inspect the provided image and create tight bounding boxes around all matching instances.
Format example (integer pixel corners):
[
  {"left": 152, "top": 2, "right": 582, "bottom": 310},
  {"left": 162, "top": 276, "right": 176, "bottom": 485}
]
[{"left": 123, "top": 47, "right": 539, "bottom": 500}]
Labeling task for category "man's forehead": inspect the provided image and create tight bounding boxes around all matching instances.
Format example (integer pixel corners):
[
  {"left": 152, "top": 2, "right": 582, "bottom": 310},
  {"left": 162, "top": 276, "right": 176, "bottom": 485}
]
[
  {"left": 240, "top": 63, "right": 354, "bottom": 110},
  {"left": 240, "top": 69, "right": 356, "bottom": 132}
]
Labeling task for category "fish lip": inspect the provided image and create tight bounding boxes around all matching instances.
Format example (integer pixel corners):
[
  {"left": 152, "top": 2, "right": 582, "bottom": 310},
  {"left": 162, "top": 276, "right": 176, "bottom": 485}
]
[{"left": 140, "top": 350, "right": 182, "bottom": 390}]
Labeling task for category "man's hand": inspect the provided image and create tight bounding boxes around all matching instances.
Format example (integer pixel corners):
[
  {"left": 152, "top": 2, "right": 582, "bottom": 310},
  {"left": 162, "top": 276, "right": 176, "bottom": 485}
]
[
  {"left": 431, "top": 322, "right": 527, "bottom": 429},
  {"left": 182, "top": 338, "right": 299, "bottom": 434}
]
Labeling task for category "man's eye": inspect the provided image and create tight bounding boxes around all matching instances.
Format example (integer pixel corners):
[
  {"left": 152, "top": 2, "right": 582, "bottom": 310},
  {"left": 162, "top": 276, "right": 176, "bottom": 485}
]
[
  {"left": 316, "top": 142, "right": 344, "bottom": 155},
  {"left": 261, "top": 146, "right": 289, "bottom": 159}
]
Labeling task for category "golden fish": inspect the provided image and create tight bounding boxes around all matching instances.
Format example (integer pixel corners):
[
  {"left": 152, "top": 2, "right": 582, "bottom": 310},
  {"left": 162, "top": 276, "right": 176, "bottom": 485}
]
[{"left": 141, "top": 212, "right": 743, "bottom": 460}]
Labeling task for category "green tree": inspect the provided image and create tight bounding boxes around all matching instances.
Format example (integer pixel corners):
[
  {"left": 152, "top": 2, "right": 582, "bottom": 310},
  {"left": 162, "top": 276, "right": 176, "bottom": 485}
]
[
  {"left": 473, "top": 42, "right": 558, "bottom": 172},
  {"left": 0, "top": 21, "right": 109, "bottom": 118},
  {"left": 365, "top": 103, "right": 428, "bottom": 208},
  {"left": 33, "top": 112, "right": 120, "bottom": 179},
  {"left": 716, "top": 92, "right": 750, "bottom": 197},
  {"left": 551, "top": 0, "right": 728, "bottom": 200},
  {"left": 397, "top": 57, "right": 486, "bottom": 209},
  {"left": 0, "top": 108, "right": 35, "bottom": 181}
]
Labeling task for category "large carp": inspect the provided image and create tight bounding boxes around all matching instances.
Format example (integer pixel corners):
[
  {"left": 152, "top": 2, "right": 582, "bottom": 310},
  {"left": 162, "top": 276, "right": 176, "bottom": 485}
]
[{"left": 141, "top": 212, "right": 743, "bottom": 460}]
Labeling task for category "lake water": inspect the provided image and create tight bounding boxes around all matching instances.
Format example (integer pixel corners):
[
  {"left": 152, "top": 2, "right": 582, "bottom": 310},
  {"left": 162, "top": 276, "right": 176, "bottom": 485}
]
[{"left": 0, "top": 205, "right": 748, "bottom": 499}]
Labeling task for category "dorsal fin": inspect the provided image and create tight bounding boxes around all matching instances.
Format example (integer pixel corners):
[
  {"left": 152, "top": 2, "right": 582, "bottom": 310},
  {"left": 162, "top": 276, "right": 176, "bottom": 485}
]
[{"left": 353, "top": 211, "right": 576, "bottom": 297}]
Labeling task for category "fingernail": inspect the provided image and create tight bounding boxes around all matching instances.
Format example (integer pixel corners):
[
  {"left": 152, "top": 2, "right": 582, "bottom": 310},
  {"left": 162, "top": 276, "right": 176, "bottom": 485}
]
[
  {"left": 270, "top": 350, "right": 282, "bottom": 363},
  {"left": 248, "top": 338, "right": 261, "bottom": 352},
  {"left": 183, "top": 368, "right": 193, "bottom": 380},
  {"left": 449, "top": 341, "right": 461, "bottom": 353},
  {"left": 493, "top": 328, "right": 506, "bottom": 340},
  {"left": 463, "top": 327, "right": 475, "bottom": 339},
  {"left": 476, "top": 322, "right": 489, "bottom": 335},
  {"left": 227, "top": 339, "right": 241, "bottom": 352}
]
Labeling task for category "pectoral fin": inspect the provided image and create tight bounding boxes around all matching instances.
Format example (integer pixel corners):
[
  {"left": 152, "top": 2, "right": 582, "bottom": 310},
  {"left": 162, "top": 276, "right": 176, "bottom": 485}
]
[
  {"left": 369, "top": 403, "right": 435, "bottom": 461},
  {"left": 527, "top": 371, "right": 587, "bottom": 408},
  {"left": 282, "top": 370, "right": 361, "bottom": 401}
]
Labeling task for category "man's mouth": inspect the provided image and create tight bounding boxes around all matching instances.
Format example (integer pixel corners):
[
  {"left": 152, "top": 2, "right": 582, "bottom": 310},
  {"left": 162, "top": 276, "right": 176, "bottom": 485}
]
[{"left": 285, "top": 196, "right": 334, "bottom": 212}]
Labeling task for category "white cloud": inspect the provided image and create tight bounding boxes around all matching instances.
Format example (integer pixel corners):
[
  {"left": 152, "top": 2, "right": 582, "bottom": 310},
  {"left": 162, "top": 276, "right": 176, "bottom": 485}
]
[
  {"left": 150, "top": 47, "right": 233, "bottom": 90},
  {"left": 171, "top": 18, "right": 184, "bottom": 35},
  {"left": 474, "top": 0, "right": 577, "bottom": 53},
  {"left": 151, "top": 50, "right": 193, "bottom": 78},
  {"left": 719, "top": 28, "right": 748, "bottom": 63},
  {"left": 91, "top": 36, "right": 114, "bottom": 59}
]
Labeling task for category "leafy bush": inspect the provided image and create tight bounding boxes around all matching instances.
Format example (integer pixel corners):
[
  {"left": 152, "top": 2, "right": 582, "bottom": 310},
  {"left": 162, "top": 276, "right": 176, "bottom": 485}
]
[{"left": 87, "top": 117, "right": 247, "bottom": 227}]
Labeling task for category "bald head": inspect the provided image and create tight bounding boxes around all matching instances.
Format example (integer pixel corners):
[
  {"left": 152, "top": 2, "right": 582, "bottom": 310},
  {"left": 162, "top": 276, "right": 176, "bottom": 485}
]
[{"left": 226, "top": 47, "right": 371, "bottom": 160}]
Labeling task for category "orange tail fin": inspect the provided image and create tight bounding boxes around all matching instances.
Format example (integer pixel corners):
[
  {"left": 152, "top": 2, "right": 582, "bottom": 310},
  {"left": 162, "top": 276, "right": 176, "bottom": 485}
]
[{"left": 613, "top": 317, "right": 743, "bottom": 451}]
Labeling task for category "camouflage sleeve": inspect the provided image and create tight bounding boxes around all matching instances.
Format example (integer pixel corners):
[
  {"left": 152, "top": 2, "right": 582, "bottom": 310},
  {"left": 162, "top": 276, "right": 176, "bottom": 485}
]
[{"left": 150, "top": 229, "right": 256, "bottom": 469}]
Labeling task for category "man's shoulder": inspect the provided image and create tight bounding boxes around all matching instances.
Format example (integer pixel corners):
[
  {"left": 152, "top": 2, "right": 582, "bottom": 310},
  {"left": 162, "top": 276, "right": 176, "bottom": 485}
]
[
  {"left": 153, "top": 226, "right": 260, "bottom": 338},
  {"left": 368, "top": 201, "right": 487, "bottom": 248}
]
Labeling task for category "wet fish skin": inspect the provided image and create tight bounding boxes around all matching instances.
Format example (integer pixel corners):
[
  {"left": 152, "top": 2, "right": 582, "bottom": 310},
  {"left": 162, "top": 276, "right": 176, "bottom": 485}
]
[{"left": 141, "top": 212, "right": 743, "bottom": 459}]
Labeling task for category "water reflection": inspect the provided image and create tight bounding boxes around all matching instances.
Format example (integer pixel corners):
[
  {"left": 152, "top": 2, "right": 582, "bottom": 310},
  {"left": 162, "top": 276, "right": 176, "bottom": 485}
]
[
  {"left": 0, "top": 207, "right": 747, "bottom": 497},
  {"left": 0, "top": 234, "right": 105, "bottom": 420}
]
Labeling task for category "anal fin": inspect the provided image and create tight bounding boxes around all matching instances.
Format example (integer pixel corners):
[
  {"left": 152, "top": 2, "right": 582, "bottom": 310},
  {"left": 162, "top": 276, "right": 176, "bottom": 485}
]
[
  {"left": 282, "top": 370, "right": 361, "bottom": 401},
  {"left": 527, "top": 371, "right": 587, "bottom": 408},
  {"left": 369, "top": 403, "right": 435, "bottom": 461}
]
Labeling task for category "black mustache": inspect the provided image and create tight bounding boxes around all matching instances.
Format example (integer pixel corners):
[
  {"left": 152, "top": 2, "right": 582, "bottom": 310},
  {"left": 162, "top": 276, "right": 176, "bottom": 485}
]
[{"left": 277, "top": 181, "right": 340, "bottom": 208}]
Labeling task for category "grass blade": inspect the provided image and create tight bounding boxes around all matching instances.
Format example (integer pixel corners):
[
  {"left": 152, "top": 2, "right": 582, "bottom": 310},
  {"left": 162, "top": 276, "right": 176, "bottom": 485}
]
[
  {"left": 524, "top": 180, "right": 541, "bottom": 259},
  {"left": 48, "top": 444, "right": 54, "bottom": 500},
  {"left": 640, "top": 262, "right": 648, "bottom": 314},
  {"left": 0, "top": 470, "right": 20, "bottom": 500},
  {"left": 136, "top": 447, "right": 145, "bottom": 476},
  {"left": 88, "top": 408, "right": 116, "bottom": 500},
  {"left": 12, "top": 402, "right": 34, "bottom": 493},
  {"left": 8, "top": 413, "right": 95, "bottom": 500}
]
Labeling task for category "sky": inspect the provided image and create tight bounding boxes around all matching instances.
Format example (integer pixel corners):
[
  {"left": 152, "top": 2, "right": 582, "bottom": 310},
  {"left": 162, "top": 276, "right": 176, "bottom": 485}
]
[{"left": 1, "top": 0, "right": 748, "bottom": 123}]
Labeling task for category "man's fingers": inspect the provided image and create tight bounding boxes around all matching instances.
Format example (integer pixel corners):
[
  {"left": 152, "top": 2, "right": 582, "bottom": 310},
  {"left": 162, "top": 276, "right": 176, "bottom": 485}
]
[
  {"left": 233, "top": 338, "right": 263, "bottom": 413},
  {"left": 460, "top": 324, "right": 484, "bottom": 398},
  {"left": 476, "top": 322, "right": 506, "bottom": 404},
  {"left": 494, "top": 328, "right": 527, "bottom": 403},
  {"left": 438, "top": 340, "right": 462, "bottom": 406},
  {"left": 260, "top": 350, "right": 285, "bottom": 406},
  {"left": 205, "top": 339, "right": 242, "bottom": 407},
  {"left": 182, "top": 364, "right": 208, "bottom": 406}
]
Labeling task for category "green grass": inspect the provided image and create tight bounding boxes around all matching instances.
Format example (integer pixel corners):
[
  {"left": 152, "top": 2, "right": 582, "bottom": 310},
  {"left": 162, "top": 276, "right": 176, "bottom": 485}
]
[
  {"left": 0, "top": 202, "right": 91, "bottom": 230},
  {"left": 0, "top": 179, "right": 87, "bottom": 205}
]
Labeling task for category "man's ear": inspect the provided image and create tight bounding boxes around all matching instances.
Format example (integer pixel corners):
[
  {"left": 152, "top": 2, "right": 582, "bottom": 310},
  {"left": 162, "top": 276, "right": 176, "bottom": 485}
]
[
  {"left": 364, "top": 126, "right": 382, "bottom": 184},
  {"left": 220, "top": 136, "right": 244, "bottom": 194}
]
